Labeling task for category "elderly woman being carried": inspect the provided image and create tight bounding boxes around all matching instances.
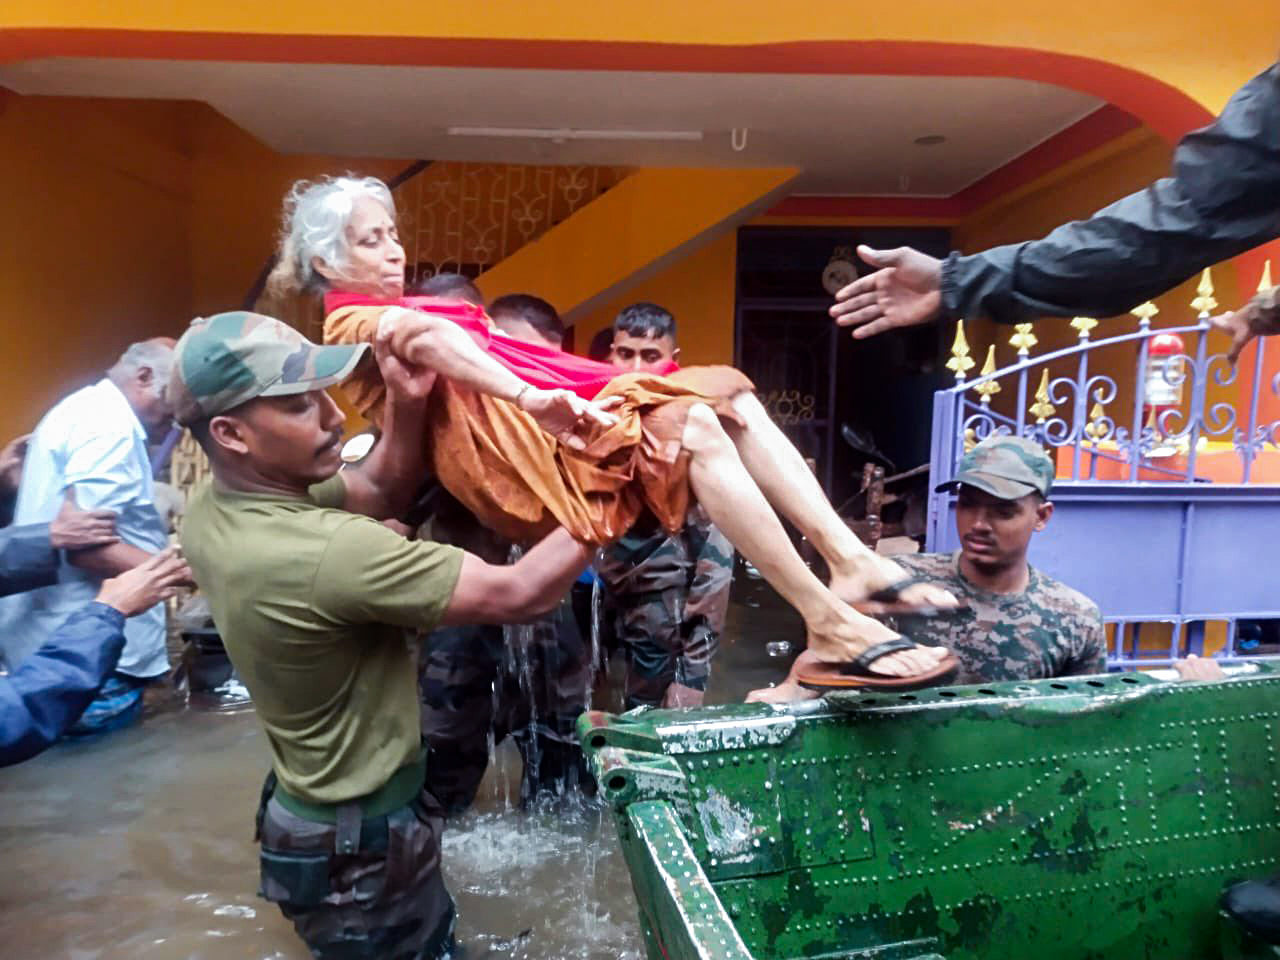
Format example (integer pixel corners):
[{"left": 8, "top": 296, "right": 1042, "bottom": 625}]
[{"left": 273, "top": 176, "right": 958, "bottom": 687}]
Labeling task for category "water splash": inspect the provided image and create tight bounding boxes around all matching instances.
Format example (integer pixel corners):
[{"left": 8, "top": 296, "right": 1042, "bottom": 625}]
[{"left": 445, "top": 796, "right": 642, "bottom": 960}]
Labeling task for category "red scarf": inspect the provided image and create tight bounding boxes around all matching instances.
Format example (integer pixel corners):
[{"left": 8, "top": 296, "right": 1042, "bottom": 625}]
[{"left": 325, "top": 292, "right": 679, "bottom": 401}]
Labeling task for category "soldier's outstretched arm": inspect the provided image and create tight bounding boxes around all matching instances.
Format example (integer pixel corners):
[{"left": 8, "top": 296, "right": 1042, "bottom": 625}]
[
  {"left": 442, "top": 528, "right": 592, "bottom": 627},
  {"left": 833, "top": 63, "right": 1280, "bottom": 331}
]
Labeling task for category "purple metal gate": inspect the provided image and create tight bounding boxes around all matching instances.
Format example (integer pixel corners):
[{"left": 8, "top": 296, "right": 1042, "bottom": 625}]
[{"left": 926, "top": 266, "right": 1280, "bottom": 668}]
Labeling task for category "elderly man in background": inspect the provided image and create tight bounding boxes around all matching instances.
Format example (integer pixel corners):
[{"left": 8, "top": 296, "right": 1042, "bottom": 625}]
[{"left": 0, "top": 338, "right": 178, "bottom": 735}]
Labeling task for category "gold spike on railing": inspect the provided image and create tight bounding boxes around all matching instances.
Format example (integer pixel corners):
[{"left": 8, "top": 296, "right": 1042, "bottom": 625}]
[
  {"left": 1259, "top": 260, "right": 1273, "bottom": 294},
  {"left": 1191, "top": 267, "right": 1218, "bottom": 315},
  {"left": 1009, "top": 323, "right": 1037, "bottom": 357},
  {"left": 973, "top": 345, "right": 1001, "bottom": 405},
  {"left": 1070, "top": 316, "right": 1098, "bottom": 340},
  {"left": 946, "top": 321, "right": 975, "bottom": 382},
  {"left": 1131, "top": 301, "right": 1159, "bottom": 327},
  {"left": 1029, "top": 370, "right": 1056, "bottom": 423},
  {"left": 963, "top": 427, "right": 978, "bottom": 452},
  {"left": 1084, "top": 401, "right": 1107, "bottom": 442}
]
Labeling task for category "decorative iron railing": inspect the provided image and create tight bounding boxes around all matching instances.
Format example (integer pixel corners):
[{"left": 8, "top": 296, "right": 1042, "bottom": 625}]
[
  {"left": 926, "top": 262, "right": 1280, "bottom": 669},
  {"left": 938, "top": 264, "right": 1279, "bottom": 486}
]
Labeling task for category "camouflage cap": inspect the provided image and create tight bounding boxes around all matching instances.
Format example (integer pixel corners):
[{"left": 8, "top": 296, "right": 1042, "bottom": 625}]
[
  {"left": 169, "top": 311, "right": 368, "bottom": 425},
  {"left": 936, "top": 435, "right": 1054, "bottom": 500}
]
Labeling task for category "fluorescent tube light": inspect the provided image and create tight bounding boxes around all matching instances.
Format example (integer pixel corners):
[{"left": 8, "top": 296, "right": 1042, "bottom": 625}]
[{"left": 445, "top": 126, "right": 703, "bottom": 142}]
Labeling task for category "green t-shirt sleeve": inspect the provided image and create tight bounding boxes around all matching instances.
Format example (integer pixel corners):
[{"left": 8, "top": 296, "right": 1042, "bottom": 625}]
[
  {"left": 308, "top": 474, "right": 347, "bottom": 509},
  {"left": 312, "top": 518, "right": 465, "bottom": 632}
]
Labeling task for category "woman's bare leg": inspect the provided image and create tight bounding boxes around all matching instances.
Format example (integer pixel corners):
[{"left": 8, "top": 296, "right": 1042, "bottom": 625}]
[
  {"left": 682, "top": 404, "right": 945, "bottom": 676},
  {"left": 724, "top": 391, "right": 947, "bottom": 606}
]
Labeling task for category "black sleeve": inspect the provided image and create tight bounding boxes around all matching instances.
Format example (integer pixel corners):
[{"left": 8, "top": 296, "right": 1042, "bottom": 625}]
[
  {"left": 941, "top": 63, "right": 1280, "bottom": 324},
  {"left": 0, "top": 523, "right": 59, "bottom": 598}
]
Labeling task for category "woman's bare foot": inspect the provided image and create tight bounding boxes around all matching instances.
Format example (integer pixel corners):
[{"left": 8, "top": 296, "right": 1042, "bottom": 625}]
[
  {"left": 829, "top": 553, "right": 959, "bottom": 613},
  {"left": 806, "top": 598, "right": 950, "bottom": 677}
]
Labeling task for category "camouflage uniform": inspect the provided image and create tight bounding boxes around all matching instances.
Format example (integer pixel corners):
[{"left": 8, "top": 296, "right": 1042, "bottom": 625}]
[
  {"left": 596, "top": 505, "right": 734, "bottom": 708},
  {"left": 893, "top": 551, "right": 1106, "bottom": 684},
  {"left": 256, "top": 783, "right": 455, "bottom": 960},
  {"left": 907, "top": 435, "right": 1106, "bottom": 684},
  {"left": 416, "top": 490, "right": 593, "bottom": 814}
]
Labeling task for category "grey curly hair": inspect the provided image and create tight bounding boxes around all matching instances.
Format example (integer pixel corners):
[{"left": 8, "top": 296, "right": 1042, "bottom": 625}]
[{"left": 267, "top": 175, "right": 397, "bottom": 296}]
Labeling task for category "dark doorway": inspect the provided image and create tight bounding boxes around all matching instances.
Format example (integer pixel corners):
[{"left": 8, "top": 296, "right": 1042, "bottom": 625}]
[{"left": 735, "top": 226, "right": 951, "bottom": 507}]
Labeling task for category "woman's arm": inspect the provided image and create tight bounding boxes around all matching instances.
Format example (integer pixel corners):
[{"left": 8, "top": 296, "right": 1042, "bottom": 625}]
[
  {"left": 381, "top": 307, "right": 530, "bottom": 405},
  {"left": 381, "top": 308, "right": 618, "bottom": 450},
  {"left": 440, "top": 527, "right": 593, "bottom": 626}
]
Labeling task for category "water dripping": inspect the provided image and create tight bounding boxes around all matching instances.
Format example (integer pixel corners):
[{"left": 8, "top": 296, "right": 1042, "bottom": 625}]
[{"left": 586, "top": 557, "right": 604, "bottom": 710}]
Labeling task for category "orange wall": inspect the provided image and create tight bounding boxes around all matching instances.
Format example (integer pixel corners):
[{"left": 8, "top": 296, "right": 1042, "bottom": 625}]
[
  {"left": 185, "top": 104, "right": 408, "bottom": 330},
  {"left": 475, "top": 166, "right": 794, "bottom": 322},
  {"left": 0, "top": 89, "right": 408, "bottom": 441},
  {"left": 572, "top": 231, "right": 737, "bottom": 366},
  {"left": 0, "top": 91, "right": 193, "bottom": 441}
]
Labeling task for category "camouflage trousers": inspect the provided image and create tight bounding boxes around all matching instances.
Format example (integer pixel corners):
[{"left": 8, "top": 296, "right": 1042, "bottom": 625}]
[
  {"left": 417, "top": 599, "right": 594, "bottom": 814},
  {"left": 597, "top": 508, "right": 734, "bottom": 709},
  {"left": 608, "top": 586, "right": 718, "bottom": 707},
  {"left": 256, "top": 785, "right": 454, "bottom": 960}
]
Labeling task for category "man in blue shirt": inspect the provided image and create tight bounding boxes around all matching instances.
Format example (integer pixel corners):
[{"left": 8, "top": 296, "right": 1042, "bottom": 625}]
[{"left": 0, "top": 339, "right": 177, "bottom": 730}]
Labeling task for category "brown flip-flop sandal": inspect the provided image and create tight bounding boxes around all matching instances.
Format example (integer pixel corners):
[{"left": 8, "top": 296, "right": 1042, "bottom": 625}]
[{"left": 796, "top": 638, "right": 960, "bottom": 692}]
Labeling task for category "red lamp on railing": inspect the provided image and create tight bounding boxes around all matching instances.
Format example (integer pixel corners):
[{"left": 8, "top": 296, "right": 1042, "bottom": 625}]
[{"left": 1142, "top": 332, "right": 1185, "bottom": 437}]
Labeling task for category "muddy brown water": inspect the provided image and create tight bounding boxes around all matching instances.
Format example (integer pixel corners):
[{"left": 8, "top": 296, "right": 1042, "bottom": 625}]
[{"left": 0, "top": 593, "right": 794, "bottom": 960}]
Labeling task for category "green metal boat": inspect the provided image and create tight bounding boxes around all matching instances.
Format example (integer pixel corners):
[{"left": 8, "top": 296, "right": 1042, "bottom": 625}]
[{"left": 580, "top": 665, "right": 1280, "bottom": 960}]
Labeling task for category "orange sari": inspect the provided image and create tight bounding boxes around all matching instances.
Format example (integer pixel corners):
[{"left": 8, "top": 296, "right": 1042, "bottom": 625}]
[{"left": 324, "top": 298, "right": 752, "bottom": 544}]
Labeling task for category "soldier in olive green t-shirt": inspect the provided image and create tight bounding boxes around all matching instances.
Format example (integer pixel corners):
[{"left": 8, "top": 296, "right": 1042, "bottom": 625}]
[
  {"left": 171, "top": 311, "right": 600, "bottom": 960},
  {"left": 183, "top": 472, "right": 462, "bottom": 803}
]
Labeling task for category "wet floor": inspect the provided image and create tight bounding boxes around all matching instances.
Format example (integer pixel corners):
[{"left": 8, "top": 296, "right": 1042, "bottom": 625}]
[{"left": 0, "top": 589, "right": 797, "bottom": 960}]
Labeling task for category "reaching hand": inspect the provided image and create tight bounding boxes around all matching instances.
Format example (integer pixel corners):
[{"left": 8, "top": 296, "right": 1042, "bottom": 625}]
[
  {"left": 745, "top": 680, "right": 820, "bottom": 704},
  {"left": 745, "top": 649, "right": 822, "bottom": 704},
  {"left": 1210, "top": 286, "right": 1280, "bottom": 365},
  {"left": 50, "top": 488, "right": 119, "bottom": 551},
  {"left": 0, "top": 433, "right": 29, "bottom": 495},
  {"left": 519, "top": 387, "right": 621, "bottom": 452},
  {"left": 829, "top": 245, "right": 944, "bottom": 338},
  {"left": 95, "top": 546, "right": 193, "bottom": 617},
  {"left": 1211, "top": 310, "right": 1255, "bottom": 365},
  {"left": 375, "top": 319, "right": 437, "bottom": 401},
  {"left": 1172, "top": 653, "right": 1227, "bottom": 683}
]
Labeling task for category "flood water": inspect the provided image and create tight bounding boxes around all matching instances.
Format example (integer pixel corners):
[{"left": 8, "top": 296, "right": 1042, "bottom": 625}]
[{"left": 0, "top": 590, "right": 795, "bottom": 960}]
